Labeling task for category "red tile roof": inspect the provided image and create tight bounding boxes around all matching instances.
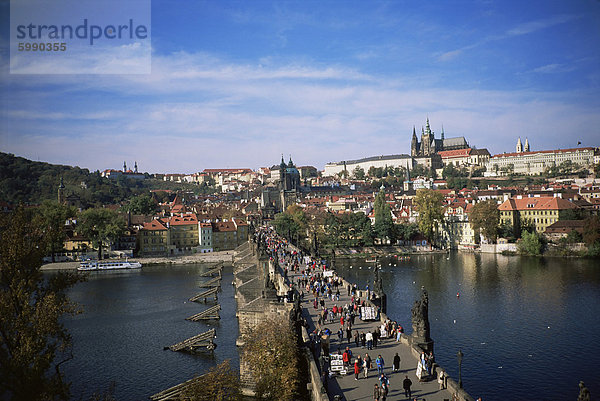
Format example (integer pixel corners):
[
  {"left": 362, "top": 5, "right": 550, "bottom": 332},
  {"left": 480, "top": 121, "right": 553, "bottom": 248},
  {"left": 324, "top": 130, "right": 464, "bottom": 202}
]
[
  {"left": 167, "top": 214, "right": 198, "bottom": 225},
  {"left": 142, "top": 219, "right": 168, "bottom": 231},
  {"left": 438, "top": 148, "right": 472, "bottom": 158},
  {"left": 498, "top": 197, "right": 577, "bottom": 211}
]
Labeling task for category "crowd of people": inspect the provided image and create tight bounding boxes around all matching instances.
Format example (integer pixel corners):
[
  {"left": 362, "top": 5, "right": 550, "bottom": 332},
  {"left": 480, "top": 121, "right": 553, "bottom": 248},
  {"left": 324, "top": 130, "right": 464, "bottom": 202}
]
[{"left": 254, "top": 226, "right": 442, "bottom": 401}]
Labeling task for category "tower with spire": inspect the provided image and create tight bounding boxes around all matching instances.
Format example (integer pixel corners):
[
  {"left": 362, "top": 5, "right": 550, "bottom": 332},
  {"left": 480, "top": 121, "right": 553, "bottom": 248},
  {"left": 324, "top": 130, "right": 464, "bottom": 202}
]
[
  {"left": 123, "top": 161, "right": 127, "bottom": 172},
  {"left": 58, "top": 176, "right": 65, "bottom": 204},
  {"left": 516, "top": 137, "right": 523, "bottom": 153},
  {"left": 524, "top": 138, "right": 530, "bottom": 152},
  {"left": 411, "top": 126, "right": 418, "bottom": 156}
]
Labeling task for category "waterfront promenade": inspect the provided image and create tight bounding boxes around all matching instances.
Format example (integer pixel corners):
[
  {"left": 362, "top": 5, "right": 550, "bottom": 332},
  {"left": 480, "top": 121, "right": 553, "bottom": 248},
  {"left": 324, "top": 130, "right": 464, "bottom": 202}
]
[{"left": 276, "top": 247, "right": 462, "bottom": 401}]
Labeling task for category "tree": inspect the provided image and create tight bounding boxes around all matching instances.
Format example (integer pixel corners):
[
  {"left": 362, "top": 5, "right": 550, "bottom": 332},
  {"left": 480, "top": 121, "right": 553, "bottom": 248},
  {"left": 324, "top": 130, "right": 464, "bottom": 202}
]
[
  {"left": 411, "top": 164, "right": 427, "bottom": 178},
  {"left": 373, "top": 189, "right": 395, "bottom": 244},
  {"left": 414, "top": 189, "right": 444, "bottom": 246},
  {"left": 125, "top": 194, "right": 157, "bottom": 215},
  {"left": 517, "top": 230, "right": 545, "bottom": 256},
  {"left": 469, "top": 200, "right": 500, "bottom": 244},
  {"left": 0, "top": 206, "right": 82, "bottom": 401},
  {"left": 396, "top": 223, "right": 419, "bottom": 241},
  {"left": 242, "top": 318, "right": 299, "bottom": 400},
  {"left": 78, "top": 208, "right": 126, "bottom": 260},
  {"left": 178, "top": 360, "right": 241, "bottom": 401},
  {"left": 498, "top": 221, "right": 516, "bottom": 241},
  {"left": 519, "top": 218, "right": 536, "bottom": 237},
  {"left": 582, "top": 215, "right": 600, "bottom": 246},
  {"left": 565, "top": 229, "right": 583, "bottom": 244},
  {"left": 36, "top": 201, "right": 76, "bottom": 262},
  {"left": 353, "top": 166, "right": 365, "bottom": 180}
]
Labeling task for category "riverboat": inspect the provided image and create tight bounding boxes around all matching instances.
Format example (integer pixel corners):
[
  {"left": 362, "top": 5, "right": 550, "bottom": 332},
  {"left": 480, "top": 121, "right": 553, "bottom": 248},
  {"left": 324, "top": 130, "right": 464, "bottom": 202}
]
[{"left": 78, "top": 259, "right": 142, "bottom": 271}]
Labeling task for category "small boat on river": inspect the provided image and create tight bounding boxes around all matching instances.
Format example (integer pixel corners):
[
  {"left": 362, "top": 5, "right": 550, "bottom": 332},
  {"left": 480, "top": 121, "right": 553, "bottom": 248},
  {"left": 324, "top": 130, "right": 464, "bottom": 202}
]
[{"left": 78, "top": 258, "right": 142, "bottom": 271}]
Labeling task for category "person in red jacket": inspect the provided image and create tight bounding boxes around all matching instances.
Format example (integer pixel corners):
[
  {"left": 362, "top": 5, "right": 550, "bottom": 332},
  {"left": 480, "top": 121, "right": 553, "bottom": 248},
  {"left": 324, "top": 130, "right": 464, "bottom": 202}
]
[{"left": 354, "top": 359, "right": 361, "bottom": 380}]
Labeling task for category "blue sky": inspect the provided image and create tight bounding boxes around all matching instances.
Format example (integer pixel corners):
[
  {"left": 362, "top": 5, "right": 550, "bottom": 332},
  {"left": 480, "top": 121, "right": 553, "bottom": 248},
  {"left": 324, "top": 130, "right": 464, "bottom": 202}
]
[{"left": 1, "top": 0, "right": 599, "bottom": 173}]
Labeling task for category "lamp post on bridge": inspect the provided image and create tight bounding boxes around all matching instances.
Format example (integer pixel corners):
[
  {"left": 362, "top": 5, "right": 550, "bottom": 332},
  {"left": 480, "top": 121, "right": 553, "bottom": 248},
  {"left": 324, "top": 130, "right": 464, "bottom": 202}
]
[{"left": 457, "top": 349, "right": 463, "bottom": 389}]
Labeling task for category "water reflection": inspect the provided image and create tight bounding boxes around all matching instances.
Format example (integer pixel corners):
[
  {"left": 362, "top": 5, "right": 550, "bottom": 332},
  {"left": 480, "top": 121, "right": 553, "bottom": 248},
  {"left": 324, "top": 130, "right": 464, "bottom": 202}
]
[{"left": 334, "top": 252, "right": 600, "bottom": 401}]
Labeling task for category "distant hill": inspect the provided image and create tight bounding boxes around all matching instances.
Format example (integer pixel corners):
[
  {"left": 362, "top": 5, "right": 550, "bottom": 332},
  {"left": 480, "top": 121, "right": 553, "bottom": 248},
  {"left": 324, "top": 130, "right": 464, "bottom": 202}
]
[
  {"left": 0, "top": 152, "right": 138, "bottom": 206},
  {"left": 0, "top": 152, "right": 217, "bottom": 206}
]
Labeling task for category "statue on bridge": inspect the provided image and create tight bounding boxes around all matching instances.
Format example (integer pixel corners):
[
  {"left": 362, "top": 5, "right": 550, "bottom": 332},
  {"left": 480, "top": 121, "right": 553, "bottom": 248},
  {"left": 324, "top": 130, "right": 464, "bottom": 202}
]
[
  {"left": 373, "top": 266, "right": 384, "bottom": 296},
  {"left": 411, "top": 287, "right": 433, "bottom": 351},
  {"left": 578, "top": 381, "right": 591, "bottom": 401}
]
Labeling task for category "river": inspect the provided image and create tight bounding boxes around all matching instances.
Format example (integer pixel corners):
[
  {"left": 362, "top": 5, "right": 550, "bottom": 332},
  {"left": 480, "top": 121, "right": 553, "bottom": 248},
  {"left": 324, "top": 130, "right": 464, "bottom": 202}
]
[
  {"left": 334, "top": 252, "right": 600, "bottom": 401},
  {"left": 53, "top": 254, "right": 599, "bottom": 401},
  {"left": 54, "top": 264, "right": 239, "bottom": 401}
]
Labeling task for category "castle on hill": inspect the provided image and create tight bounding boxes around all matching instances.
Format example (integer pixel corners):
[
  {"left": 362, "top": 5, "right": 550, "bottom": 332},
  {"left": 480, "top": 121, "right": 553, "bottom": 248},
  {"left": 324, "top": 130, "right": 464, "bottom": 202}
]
[{"left": 411, "top": 118, "right": 469, "bottom": 157}]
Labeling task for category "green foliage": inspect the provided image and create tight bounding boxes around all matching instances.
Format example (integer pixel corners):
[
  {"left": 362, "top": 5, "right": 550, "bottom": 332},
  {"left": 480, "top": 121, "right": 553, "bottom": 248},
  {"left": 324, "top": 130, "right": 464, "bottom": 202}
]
[
  {"left": 324, "top": 212, "right": 374, "bottom": 248},
  {"left": 517, "top": 231, "right": 545, "bottom": 256},
  {"left": 396, "top": 223, "right": 419, "bottom": 241},
  {"left": 352, "top": 166, "right": 365, "bottom": 180},
  {"left": 124, "top": 194, "right": 157, "bottom": 215},
  {"left": 586, "top": 242, "right": 600, "bottom": 258},
  {"left": 498, "top": 221, "right": 516, "bottom": 242},
  {"left": 414, "top": 189, "right": 444, "bottom": 245},
  {"left": 243, "top": 318, "right": 299, "bottom": 401},
  {"left": 273, "top": 205, "right": 307, "bottom": 244},
  {"left": 178, "top": 360, "right": 241, "bottom": 401},
  {"left": 0, "top": 152, "right": 216, "bottom": 207},
  {"left": 565, "top": 229, "right": 583, "bottom": 244},
  {"left": 519, "top": 218, "right": 536, "bottom": 237},
  {"left": 367, "top": 165, "right": 405, "bottom": 179},
  {"left": 35, "top": 201, "right": 76, "bottom": 262},
  {"left": 77, "top": 208, "right": 126, "bottom": 259},
  {"left": 411, "top": 164, "right": 427, "bottom": 178},
  {"left": 0, "top": 206, "right": 83, "bottom": 401},
  {"left": 559, "top": 208, "right": 586, "bottom": 221},
  {"left": 373, "top": 189, "right": 395, "bottom": 243},
  {"left": 469, "top": 200, "right": 500, "bottom": 244},
  {"left": 446, "top": 176, "right": 472, "bottom": 190},
  {"left": 442, "top": 164, "right": 469, "bottom": 180}
]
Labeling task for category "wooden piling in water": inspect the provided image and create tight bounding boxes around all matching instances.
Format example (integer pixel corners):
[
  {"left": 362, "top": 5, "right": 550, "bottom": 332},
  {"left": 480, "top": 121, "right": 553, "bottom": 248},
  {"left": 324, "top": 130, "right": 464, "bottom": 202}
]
[
  {"left": 186, "top": 304, "right": 221, "bottom": 321},
  {"left": 166, "top": 328, "right": 217, "bottom": 353},
  {"left": 199, "top": 276, "right": 221, "bottom": 288},
  {"left": 189, "top": 287, "right": 219, "bottom": 302},
  {"left": 149, "top": 375, "right": 201, "bottom": 401}
]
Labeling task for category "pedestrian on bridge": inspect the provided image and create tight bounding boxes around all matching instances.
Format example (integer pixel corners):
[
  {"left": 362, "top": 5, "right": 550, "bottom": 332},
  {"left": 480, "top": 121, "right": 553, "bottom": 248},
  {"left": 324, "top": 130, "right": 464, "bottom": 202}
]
[
  {"left": 403, "top": 375, "right": 413, "bottom": 399},
  {"left": 376, "top": 354, "right": 385, "bottom": 374},
  {"left": 393, "top": 352, "right": 401, "bottom": 372}
]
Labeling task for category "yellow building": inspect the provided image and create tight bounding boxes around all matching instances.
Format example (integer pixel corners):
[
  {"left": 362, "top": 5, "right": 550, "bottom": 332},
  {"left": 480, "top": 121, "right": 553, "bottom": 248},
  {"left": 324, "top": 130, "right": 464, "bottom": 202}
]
[
  {"left": 498, "top": 196, "right": 578, "bottom": 234},
  {"left": 167, "top": 213, "right": 199, "bottom": 252},
  {"left": 211, "top": 218, "right": 249, "bottom": 251},
  {"left": 138, "top": 219, "right": 170, "bottom": 256}
]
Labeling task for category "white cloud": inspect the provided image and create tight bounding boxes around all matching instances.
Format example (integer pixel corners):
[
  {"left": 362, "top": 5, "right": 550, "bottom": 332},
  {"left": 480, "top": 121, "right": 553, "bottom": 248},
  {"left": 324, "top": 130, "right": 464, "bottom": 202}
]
[{"left": 1, "top": 50, "right": 599, "bottom": 173}]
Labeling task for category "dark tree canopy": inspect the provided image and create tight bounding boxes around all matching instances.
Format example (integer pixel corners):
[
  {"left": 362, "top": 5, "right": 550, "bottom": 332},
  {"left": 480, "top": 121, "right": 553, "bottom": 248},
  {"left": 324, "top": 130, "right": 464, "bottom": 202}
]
[{"left": 0, "top": 206, "right": 82, "bottom": 401}]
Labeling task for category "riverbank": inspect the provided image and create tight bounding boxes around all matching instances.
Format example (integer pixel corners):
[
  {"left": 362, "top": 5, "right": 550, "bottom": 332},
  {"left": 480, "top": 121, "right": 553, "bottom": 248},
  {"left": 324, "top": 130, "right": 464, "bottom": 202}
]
[{"left": 40, "top": 251, "right": 234, "bottom": 271}]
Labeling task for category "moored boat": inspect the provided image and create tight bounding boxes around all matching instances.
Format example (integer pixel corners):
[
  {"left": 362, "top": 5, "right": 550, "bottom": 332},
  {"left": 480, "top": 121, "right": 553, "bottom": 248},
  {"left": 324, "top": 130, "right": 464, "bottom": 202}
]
[{"left": 78, "top": 258, "right": 142, "bottom": 271}]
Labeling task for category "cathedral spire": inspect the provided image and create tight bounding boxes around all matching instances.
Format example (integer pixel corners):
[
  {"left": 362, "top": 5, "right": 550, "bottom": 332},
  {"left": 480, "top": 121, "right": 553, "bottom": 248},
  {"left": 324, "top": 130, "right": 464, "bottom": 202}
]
[
  {"left": 516, "top": 137, "right": 522, "bottom": 153},
  {"left": 524, "top": 137, "right": 530, "bottom": 152},
  {"left": 441, "top": 125, "right": 445, "bottom": 141}
]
